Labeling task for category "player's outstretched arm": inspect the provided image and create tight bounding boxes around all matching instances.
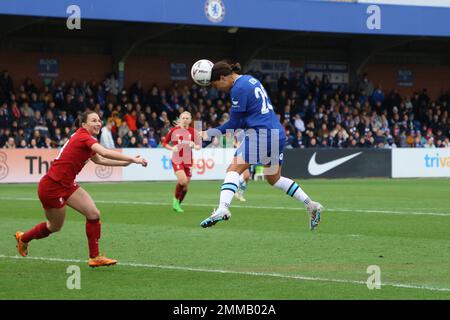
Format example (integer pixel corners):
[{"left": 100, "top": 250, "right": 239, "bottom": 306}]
[
  {"left": 203, "top": 111, "right": 244, "bottom": 143},
  {"left": 90, "top": 153, "right": 146, "bottom": 167},
  {"left": 91, "top": 143, "right": 148, "bottom": 167}
]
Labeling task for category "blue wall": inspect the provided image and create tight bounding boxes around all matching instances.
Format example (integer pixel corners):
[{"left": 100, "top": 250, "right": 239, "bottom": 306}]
[{"left": 1, "top": 0, "right": 449, "bottom": 37}]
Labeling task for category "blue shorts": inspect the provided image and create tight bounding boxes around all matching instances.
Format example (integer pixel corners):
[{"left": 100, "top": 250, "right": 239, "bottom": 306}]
[{"left": 234, "top": 130, "right": 285, "bottom": 166}]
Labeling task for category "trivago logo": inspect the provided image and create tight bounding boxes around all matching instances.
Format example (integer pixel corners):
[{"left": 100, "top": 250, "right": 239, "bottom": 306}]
[
  {"left": 161, "top": 155, "right": 215, "bottom": 174},
  {"left": 424, "top": 153, "right": 450, "bottom": 168}
]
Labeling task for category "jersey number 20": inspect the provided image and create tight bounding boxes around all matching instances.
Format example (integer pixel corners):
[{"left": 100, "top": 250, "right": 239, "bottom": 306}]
[{"left": 254, "top": 86, "right": 273, "bottom": 114}]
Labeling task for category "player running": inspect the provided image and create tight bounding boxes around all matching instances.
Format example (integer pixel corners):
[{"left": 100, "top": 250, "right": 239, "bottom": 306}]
[
  {"left": 163, "top": 111, "right": 200, "bottom": 212},
  {"left": 199, "top": 61, "right": 324, "bottom": 230},
  {"left": 15, "top": 111, "right": 148, "bottom": 267}
]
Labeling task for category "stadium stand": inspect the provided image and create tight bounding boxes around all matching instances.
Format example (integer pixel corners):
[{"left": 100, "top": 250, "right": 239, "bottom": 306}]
[{"left": 0, "top": 70, "right": 449, "bottom": 150}]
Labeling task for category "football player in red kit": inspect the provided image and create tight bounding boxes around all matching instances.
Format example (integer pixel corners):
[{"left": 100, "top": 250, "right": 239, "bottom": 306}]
[
  {"left": 163, "top": 111, "right": 200, "bottom": 212},
  {"left": 15, "top": 111, "right": 148, "bottom": 267}
]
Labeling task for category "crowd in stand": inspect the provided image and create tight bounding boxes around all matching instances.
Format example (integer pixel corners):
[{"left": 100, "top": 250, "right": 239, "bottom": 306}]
[{"left": 1, "top": 69, "right": 449, "bottom": 150}]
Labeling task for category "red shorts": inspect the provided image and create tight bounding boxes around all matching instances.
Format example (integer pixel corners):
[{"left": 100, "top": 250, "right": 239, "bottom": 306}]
[
  {"left": 172, "top": 161, "right": 192, "bottom": 178},
  {"left": 38, "top": 175, "right": 80, "bottom": 210}
]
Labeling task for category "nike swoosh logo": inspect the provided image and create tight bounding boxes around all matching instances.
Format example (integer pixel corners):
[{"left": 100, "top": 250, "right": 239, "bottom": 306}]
[{"left": 307, "top": 152, "right": 362, "bottom": 176}]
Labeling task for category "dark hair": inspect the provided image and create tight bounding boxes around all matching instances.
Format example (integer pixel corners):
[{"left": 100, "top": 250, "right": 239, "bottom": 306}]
[
  {"left": 75, "top": 110, "right": 97, "bottom": 128},
  {"left": 210, "top": 61, "right": 242, "bottom": 82}
]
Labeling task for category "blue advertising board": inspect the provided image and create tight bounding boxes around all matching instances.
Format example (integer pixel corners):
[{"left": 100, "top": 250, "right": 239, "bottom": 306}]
[
  {"left": 38, "top": 59, "right": 59, "bottom": 78},
  {"left": 0, "top": 0, "right": 449, "bottom": 37},
  {"left": 169, "top": 63, "right": 188, "bottom": 81},
  {"left": 397, "top": 69, "right": 413, "bottom": 87}
]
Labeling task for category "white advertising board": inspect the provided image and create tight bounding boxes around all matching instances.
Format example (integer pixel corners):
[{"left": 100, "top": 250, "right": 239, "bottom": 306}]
[
  {"left": 392, "top": 148, "right": 450, "bottom": 178},
  {"left": 122, "top": 148, "right": 235, "bottom": 181}
]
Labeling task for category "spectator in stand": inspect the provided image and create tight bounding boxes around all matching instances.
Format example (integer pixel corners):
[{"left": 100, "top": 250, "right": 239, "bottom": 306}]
[
  {"left": 293, "top": 113, "right": 305, "bottom": 133},
  {"left": 43, "top": 137, "right": 53, "bottom": 149},
  {"left": 13, "top": 128, "right": 27, "bottom": 146},
  {"left": 115, "top": 136, "right": 123, "bottom": 148},
  {"left": 0, "top": 70, "right": 14, "bottom": 102},
  {"left": 424, "top": 137, "right": 435, "bottom": 148},
  {"left": 289, "top": 72, "right": 302, "bottom": 94},
  {"left": 277, "top": 72, "right": 289, "bottom": 93},
  {"left": 443, "top": 137, "right": 450, "bottom": 148},
  {"left": 100, "top": 121, "right": 115, "bottom": 149},
  {"left": 17, "top": 139, "right": 27, "bottom": 148},
  {"left": 371, "top": 85, "right": 385, "bottom": 105},
  {"left": 104, "top": 73, "right": 119, "bottom": 103},
  {"left": 384, "top": 137, "right": 397, "bottom": 149},
  {"left": 309, "top": 138, "right": 318, "bottom": 148},
  {"left": 129, "top": 80, "right": 145, "bottom": 104},
  {"left": 0, "top": 128, "right": 10, "bottom": 146},
  {"left": 128, "top": 136, "right": 138, "bottom": 148},
  {"left": 374, "top": 129, "right": 386, "bottom": 147},
  {"left": 58, "top": 110, "right": 72, "bottom": 129},
  {"left": 0, "top": 104, "right": 9, "bottom": 128},
  {"left": 136, "top": 112, "right": 146, "bottom": 130},
  {"left": 30, "top": 92, "right": 44, "bottom": 113},
  {"left": 117, "top": 122, "right": 130, "bottom": 140},
  {"left": 148, "top": 130, "right": 158, "bottom": 148},
  {"left": 358, "top": 73, "right": 374, "bottom": 97},
  {"left": 3, "top": 137, "right": 16, "bottom": 149},
  {"left": 53, "top": 128, "right": 64, "bottom": 147},
  {"left": 23, "top": 78, "right": 38, "bottom": 95},
  {"left": 124, "top": 105, "right": 138, "bottom": 133}
]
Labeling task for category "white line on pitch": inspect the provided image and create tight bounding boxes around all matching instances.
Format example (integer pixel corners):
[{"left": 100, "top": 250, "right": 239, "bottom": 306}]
[
  {"left": 1, "top": 254, "right": 449, "bottom": 293},
  {"left": 0, "top": 196, "right": 449, "bottom": 217}
]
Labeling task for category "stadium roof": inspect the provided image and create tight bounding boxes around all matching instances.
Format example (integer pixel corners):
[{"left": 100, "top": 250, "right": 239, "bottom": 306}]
[{"left": 0, "top": 0, "right": 450, "bottom": 37}]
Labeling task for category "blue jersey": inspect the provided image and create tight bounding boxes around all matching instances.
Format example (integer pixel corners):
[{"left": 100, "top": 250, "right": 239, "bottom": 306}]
[
  {"left": 217, "top": 75, "right": 285, "bottom": 139},
  {"left": 209, "top": 75, "right": 286, "bottom": 165}
]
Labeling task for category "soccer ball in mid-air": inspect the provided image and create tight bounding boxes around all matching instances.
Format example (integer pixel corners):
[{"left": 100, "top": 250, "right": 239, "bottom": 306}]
[{"left": 191, "top": 59, "right": 214, "bottom": 86}]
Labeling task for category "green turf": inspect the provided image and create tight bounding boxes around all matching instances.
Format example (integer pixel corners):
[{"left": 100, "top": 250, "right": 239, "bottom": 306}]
[{"left": 1, "top": 178, "right": 450, "bottom": 299}]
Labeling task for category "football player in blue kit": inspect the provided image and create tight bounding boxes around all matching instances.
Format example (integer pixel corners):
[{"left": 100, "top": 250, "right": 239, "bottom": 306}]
[{"left": 200, "top": 61, "right": 324, "bottom": 230}]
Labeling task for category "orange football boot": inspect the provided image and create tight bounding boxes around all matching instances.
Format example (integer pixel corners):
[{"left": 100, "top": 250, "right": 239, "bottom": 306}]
[
  {"left": 15, "top": 231, "right": 28, "bottom": 257},
  {"left": 88, "top": 255, "right": 117, "bottom": 268}
]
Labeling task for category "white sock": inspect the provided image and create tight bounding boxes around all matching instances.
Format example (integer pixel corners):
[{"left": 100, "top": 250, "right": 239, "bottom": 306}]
[
  {"left": 218, "top": 171, "right": 240, "bottom": 210},
  {"left": 273, "top": 176, "right": 311, "bottom": 206},
  {"left": 239, "top": 174, "right": 247, "bottom": 190}
]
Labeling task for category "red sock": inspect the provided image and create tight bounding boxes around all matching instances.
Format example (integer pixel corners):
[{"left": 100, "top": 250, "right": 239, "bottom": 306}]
[
  {"left": 86, "top": 219, "right": 101, "bottom": 259},
  {"left": 21, "top": 222, "right": 52, "bottom": 243},
  {"left": 174, "top": 183, "right": 183, "bottom": 200},
  {"left": 179, "top": 187, "right": 188, "bottom": 203}
]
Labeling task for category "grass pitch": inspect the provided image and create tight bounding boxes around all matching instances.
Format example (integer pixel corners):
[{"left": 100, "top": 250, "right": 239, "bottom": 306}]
[{"left": 1, "top": 178, "right": 450, "bottom": 299}]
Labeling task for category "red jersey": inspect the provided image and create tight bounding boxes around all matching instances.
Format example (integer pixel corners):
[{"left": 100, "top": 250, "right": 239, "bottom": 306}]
[
  {"left": 163, "top": 126, "right": 196, "bottom": 165},
  {"left": 47, "top": 128, "right": 98, "bottom": 187}
]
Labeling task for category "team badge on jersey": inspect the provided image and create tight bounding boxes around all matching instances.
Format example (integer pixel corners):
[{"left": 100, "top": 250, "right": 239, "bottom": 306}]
[{"left": 204, "top": 0, "right": 225, "bottom": 23}]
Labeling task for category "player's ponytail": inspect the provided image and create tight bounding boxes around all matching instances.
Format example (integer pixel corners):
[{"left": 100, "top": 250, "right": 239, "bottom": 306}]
[
  {"left": 230, "top": 63, "right": 242, "bottom": 74},
  {"left": 211, "top": 60, "right": 241, "bottom": 81}
]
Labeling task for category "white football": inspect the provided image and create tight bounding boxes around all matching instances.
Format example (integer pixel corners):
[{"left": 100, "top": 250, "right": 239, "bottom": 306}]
[{"left": 191, "top": 59, "right": 214, "bottom": 86}]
